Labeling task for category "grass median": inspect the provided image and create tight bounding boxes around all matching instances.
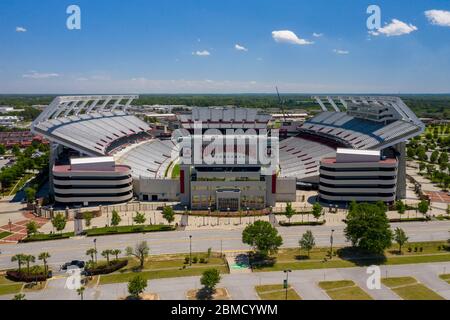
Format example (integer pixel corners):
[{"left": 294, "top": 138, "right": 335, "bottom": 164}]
[
  {"left": 0, "top": 276, "right": 23, "bottom": 296},
  {"left": 99, "top": 252, "right": 229, "bottom": 285},
  {"left": 252, "top": 241, "right": 450, "bottom": 272},
  {"left": 255, "top": 284, "right": 301, "bottom": 300},
  {"left": 381, "top": 277, "right": 444, "bottom": 300},
  {"left": 318, "top": 280, "right": 372, "bottom": 300}
]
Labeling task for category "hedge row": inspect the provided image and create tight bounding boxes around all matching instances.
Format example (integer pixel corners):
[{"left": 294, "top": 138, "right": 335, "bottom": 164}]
[
  {"left": 85, "top": 259, "right": 128, "bottom": 276},
  {"left": 279, "top": 220, "right": 326, "bottom": 226},
  {"left": 389, "top": 217, "right": 431, "bottom": 223},
  {"left": 6, "top": 270, "right": 49, "bottom": 283}
]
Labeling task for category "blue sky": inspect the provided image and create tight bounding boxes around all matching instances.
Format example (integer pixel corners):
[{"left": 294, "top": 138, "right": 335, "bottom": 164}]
[{"left": 1, "top": 0, "right": 450, "bottom": 94}]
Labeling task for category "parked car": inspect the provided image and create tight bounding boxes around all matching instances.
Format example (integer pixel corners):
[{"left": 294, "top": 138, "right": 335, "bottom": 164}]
[{"left": 61, "top": 260, "right": 85, "bottom": 270}]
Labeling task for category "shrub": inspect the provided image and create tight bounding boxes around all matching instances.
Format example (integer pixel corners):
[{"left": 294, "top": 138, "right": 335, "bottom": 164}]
[
  {"left": 199, "top": 258, "right": 206, "bottom": 264},
  {"left": 6, "top": 270, "right": 49, "bottom": 283},
  {"left": 85, "top": 259, "right": 128, "bottom": 276},
  {"left": 184, "top": 256, "right": 190, "bottom": 264},
  {"left": 192, "top": 256, "right": 198, "bottom": 264}
]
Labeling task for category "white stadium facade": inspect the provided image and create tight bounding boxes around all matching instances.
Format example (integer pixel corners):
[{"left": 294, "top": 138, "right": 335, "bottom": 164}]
[{"left": 31, "top": 95, "right": 424, "bottom": 209}]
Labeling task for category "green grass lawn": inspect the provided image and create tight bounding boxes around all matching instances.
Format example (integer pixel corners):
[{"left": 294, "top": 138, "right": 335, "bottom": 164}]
[
  {"left": 0, "top": 276, "right": 23, "bottom": 296},
  {"left": 171, "top": 163, "right": 180, "bottom": 179},
  {"left": 86, "top": 224, "right": 175, "bottom": 237},
  {"left": 318, "top": 280, "right": 372, "bottom": 300},
  {"left": 382, "top": 277, "right": 444, "bottom": 300},
  {"left": 255, "top": 284, "right": 301, "bottom": 300},
  {"left": 98, "top": 252, "right": 228, "bottom": 285},
  {"left": 99, "top": 265, "right": 229, "bottom": 285},
  {"left": 0, "top": 231, "right": 12, "bottom": 240},
  {"left": 439, "top": 274, "right": 450, "bottom": 284},
  {"left": 252, "top": 241, "right": 450, "bottom": 272}
]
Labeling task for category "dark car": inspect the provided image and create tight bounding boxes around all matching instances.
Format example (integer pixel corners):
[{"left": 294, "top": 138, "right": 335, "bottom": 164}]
[{"left": 61, "top": 260, "right": 85, "bottom": 270}]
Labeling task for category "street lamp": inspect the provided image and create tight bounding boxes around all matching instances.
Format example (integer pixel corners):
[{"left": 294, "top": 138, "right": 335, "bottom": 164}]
[
  {"left": 208, "top": 207, "right": 211, "bottom": 226},
  {"left": 93, "top": 238, "right": 98, "bottom": 263},
  {"left": 227, "top": 207, "right": 230, "bottom": 225},
  {"left": 283, "top": 269, "right": 292, "bottom": 300},
  {"left": 330, "top": 229, "right": 335, "bottom": 258},
  {"left": 189, "top": 235, "right": 192, "bottom": 266}
]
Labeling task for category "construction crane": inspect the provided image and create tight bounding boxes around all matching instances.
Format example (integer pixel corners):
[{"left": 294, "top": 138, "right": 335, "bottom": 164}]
[{"left": 275, "top": 86, "right": 289, "bottom": 124}]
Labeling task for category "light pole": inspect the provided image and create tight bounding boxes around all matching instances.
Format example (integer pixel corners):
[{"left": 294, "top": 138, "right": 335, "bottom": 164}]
[
  {"left": 106, "top": 212, "right": 109, "bottom": 227},
  {"left": 153, "top": 211, "right": 156, "bottom": 225},
  {"left": 220, "top": 239, "right": 223, "bottom": 257},
  {"left": 189, "top": 235, "right": 192, "bottom": 266},
  {"left": 283, "top": 269, "right": 292, "bottom": 300},
  {"left": 227, "top": 207, "right": 230, "bottom": 225},
  {"left": 247, "top": 207, "right": 250, "bottom": 224},
  {"left": 93, "top": 238, "right": 98, "bottom": 263},
  {"left": 208, "top": 207, "right": 211, "bottom": 226},
  {"left": 330, "top": 229, "right": 335, "bottom": 258}
]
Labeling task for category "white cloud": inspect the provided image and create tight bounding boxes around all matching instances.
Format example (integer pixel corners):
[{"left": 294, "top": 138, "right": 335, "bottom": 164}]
[
  {"left": 22, "top": 72, "right": 59, "bottom": 79},
  {"left": 333, "top": 49, "right": 349, "bottom": 55},
  {"left": 272, "top": 30, "right": 313, "bottom": 45},
  {"left": 192, "top": 50, "right": 211, "bottom": 56},
  {"left": 234, "top": 44, "right": 248, "bottom": 52},
  {"left": 16, "top": 26, "right": 27, "bottom": 33},
  {"left": 369, "top": 19, "right": 418, "bottom": 37},
  {"left": 425, "top": 10, "right": 450, "bottom": 27},
  {"left": 313, "top": 32, "right": 323, "bottom": 37}
]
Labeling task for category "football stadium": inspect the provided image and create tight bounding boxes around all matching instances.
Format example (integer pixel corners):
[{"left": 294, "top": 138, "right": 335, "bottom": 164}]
[{"left": 31, "top": 95, "right": 424, "bottom": 209}]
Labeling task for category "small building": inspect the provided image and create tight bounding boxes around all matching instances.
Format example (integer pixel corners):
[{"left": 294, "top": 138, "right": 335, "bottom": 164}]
[
  {"left": 53, "top": 156, "right": 133, "bottom": 206},
  {"left": 318, "top": 148, "right": 398, "bottom": 203}
]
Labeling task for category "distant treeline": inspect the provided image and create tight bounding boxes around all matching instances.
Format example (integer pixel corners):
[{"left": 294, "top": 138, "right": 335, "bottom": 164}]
[{"left": 0, "top": 94, "right": 449, "bottom": 118}]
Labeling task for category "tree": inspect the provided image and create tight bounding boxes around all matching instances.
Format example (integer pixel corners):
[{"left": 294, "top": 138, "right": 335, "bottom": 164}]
[
  {"left": 200, "top": 268, "right": 221, "bottom": 294},
  {"left": 11, "top": 254, "right": 26, "bottom": 272},
  {"left": 162, "top": 206, "right": 175, "bottom": 225},
  {"left": 86, "top": 248, "right": 97, "bottom": 264},
  {"left": 344, "top": 202, "right": 393, "bottom": 254},
  {"left": 26, "top": 221, "right": 38, "bottom": 236},
  {"left": 38, "top": 252, "right": 50, "bottom": 274},
  {"left": 299, "top": 230, "right": 315, "bottom": 258},
  {"left": 242, "top": 221, "right": 283, "bottom": 257},
  {"left": 77, "top": 286, "right": 85, "bottom": 300},
  {"left": 312, "top": 203, "right": 323, "bottom": 221},
  {"left": 83, "top": 212, "right": 94, "bottom": 228},
  {"left": 393, "top": 228, "right": 408, "bottom": 254},
  {"left": 101, "top": 250, "right": 112, "bottom": 265},
  {"left": 12, "top": 293, "right": 26, "bottom": 300},
  {"left": 128, "top": 275, "right": 147, "bottom": 299},
  {"left": 419, "top": 162, "right": 426, "bottom": 172},
  {"left": 430, "top": 150, "right": 439, "bottom": 163},
  {"left": 23, "top": 255, "right": 35, "bottom": 275},
  {"left": 51, "top": 213, "right": 67, "bottom": 234},
  {"left": 111, "top": 209, "right": 121, "bottom": 227},
  {"left": 418, "top": 200, "right": 429, "bottom": 215},
  {"left": 111, "top": 249, "right": 122, "bottom": 261},
  {"left": 126, "top": 241, "right": 149, "bottom": 269},
  {"left": 12, "top": 144, "right": 20, "bottom": 156},
  {"left": 24, "top": 187, "right": 36, "bottom": 203},
  {"left": 407, "top": 147, "right": 415, "bottom": 158},
  {"left": 133, "top": 212, "right": 146, "bottom": 225},
  {"left": 0, "top": 144, "right": 6, "bottom": 155},
  {"left": 395, "top": 200, "right": 406, "bottom": 220},
  {"left": 284, "top": 202, "right": 295, "bottom": 223}
]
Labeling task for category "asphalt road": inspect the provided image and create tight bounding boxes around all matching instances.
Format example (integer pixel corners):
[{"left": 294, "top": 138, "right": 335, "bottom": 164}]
[{"left": 0, "top": 221, "right": 449, "bottom": 270}]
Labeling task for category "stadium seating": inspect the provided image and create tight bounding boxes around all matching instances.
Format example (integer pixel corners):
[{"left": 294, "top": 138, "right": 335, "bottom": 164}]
[
  {"left": 34, "top": 112, "right": 151, "bottom": 156},
  {"left": 279, "top": 136, "right": 336, "bottom": 179},
  {"left": 301, "top": 112, "right": 420, "bottom": 149},
  {"left": 116, "top": 139, "right": 179, "bottom": 179}
]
